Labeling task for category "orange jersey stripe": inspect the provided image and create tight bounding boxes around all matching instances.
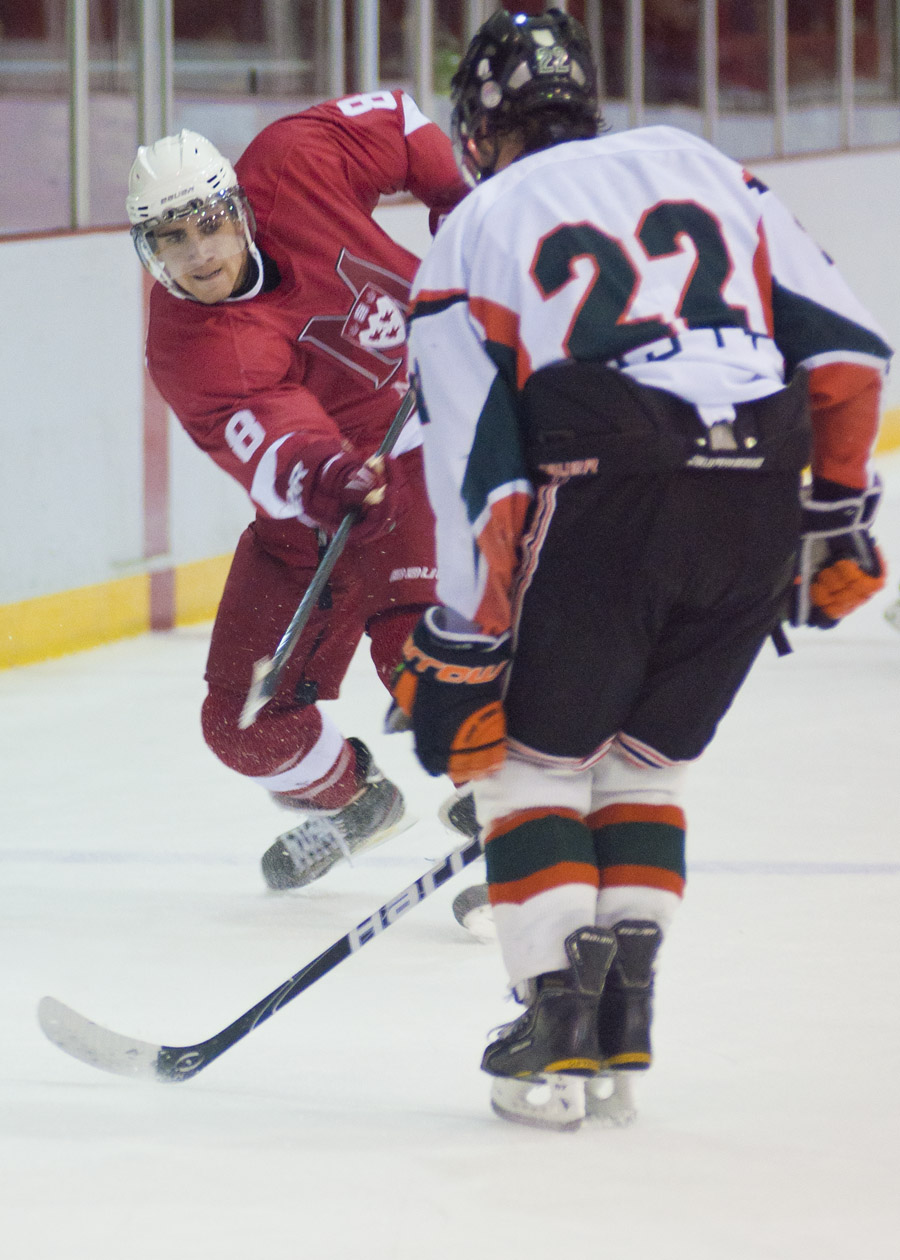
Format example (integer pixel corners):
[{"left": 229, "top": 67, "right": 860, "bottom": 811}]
[
  {"left": 752, "top": 220, "right": 774, "bottom": 336},
  {"left": 468, "top": 295, "right": 534, "bottom": 388},
  {"left": 473, "top": 490, "right": 534, "bottom": 636},
  {"left": 489, "top": 860, "right": 601, "bottom": 905}
]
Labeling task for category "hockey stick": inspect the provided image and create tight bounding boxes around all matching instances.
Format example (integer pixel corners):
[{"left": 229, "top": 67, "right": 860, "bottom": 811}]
[
  {"left": 238, "top": 386, "right": 417, "bottom": 729},
  {"left": 37, "top": 833, "right": 483, "bottom": 1082}
]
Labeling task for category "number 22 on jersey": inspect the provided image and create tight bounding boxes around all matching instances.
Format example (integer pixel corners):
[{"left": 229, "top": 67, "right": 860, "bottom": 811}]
[{"left": 531, "top": 199, "right": 766, "bottom": 362}]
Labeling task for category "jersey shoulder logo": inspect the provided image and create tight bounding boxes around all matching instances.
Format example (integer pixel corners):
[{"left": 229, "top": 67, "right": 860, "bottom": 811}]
[{"left": 298, "top": 249, "right": 411, "bottom": 387}]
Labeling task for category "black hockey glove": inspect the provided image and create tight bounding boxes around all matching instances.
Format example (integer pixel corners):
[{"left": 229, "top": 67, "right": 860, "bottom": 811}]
[
  {"left": 791, "top": 475, "right": 886, "bottom": 628},
  {"left": 386, "top": 607, "right": 510, "bottom": 785}
]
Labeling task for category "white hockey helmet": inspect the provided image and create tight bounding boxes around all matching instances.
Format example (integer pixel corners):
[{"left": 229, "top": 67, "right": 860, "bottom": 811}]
[{"left": 126, "top": 129, "right": 255, "bottom": 300}]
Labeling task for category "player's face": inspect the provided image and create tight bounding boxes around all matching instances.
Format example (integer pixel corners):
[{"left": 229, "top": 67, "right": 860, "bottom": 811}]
[{"left": 150, "top": 205, "right": 249, "bottom": 303}]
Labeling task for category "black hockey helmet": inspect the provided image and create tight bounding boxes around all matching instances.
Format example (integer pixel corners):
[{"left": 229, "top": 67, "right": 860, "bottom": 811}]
[{"left": 450, "top": 8, "right": 599, "bottom": 180}]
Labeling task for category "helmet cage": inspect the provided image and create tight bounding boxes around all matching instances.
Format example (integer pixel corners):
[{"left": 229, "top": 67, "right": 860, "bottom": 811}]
[
  {"left": 450, "top": 8, "right": 598, "bottom": 183},
  {"left": 130, "top": 187, "right": 256, "bottom": 300}
]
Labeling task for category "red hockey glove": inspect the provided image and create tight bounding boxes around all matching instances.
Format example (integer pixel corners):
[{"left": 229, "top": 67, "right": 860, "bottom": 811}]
[
  {"left": 791, "top": 475, "right": 886, "bottom": 628},
  {"left": 387, "top": 607, "right": 510, "bottom": 786},
  {"left": 305, "top": 452, "right": 394, "bottom": 541}
]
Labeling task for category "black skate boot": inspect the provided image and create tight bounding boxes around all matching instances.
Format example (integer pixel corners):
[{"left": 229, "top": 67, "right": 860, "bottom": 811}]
[
  {"left": 584, "top": 921, "right": 662, "bottom": 1126},
  {"left": 261, "top": 738, "right": 405, "bottom": 890},
  {"left": 482, "top": 926, "right": 617, "bottom": 1080},
  {"left": 596, "top": 919, "right": 662, "bottom": 1071}
]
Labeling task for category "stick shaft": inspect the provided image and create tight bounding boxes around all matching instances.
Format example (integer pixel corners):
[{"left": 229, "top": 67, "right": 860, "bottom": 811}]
[
  {"left": 38, "top": 833, "right": 485, "bottom": 1082},
  {"left": 155, "top": 832, "right": 484, "bottom": 1078},
  {"left": 239, "top": 388, "right": 416, "bottom": 726}
]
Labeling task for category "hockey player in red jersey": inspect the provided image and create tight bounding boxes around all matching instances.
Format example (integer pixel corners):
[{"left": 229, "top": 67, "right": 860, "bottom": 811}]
[
  {"left": 126, "top": 91, "right": 468, "bottom": 890},
  {"left": 390, "top": 9, "right": 890, "bottom": 1130}
]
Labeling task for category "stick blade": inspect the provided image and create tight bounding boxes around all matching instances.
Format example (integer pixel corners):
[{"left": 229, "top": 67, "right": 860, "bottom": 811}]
[
  {"left": 38, "top": 996, "right": 166, "bottom": 1081},
  {"left": 238, "top": 655, "right": 276, "bottom": 729}
]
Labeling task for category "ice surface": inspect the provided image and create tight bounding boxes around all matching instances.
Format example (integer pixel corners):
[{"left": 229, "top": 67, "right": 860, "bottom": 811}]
[{"left": 3, "top": 454, "right": 899, "bottom": 1259}]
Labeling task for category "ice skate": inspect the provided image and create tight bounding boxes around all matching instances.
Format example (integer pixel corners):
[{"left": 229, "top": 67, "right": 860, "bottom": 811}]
[
  {"left": 584, "top": 919, "right": 662, "bottom": 1125},
  {"left": 261, "top": 739, "right": 405, "bottom": 890},
  {"left": 482, "top": 926, "right": 617, "bottom": 1131}
]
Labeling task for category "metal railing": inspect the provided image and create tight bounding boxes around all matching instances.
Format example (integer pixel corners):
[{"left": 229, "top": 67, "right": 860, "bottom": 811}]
[{"left": 0, "top": 0, "right": 898, "bottom": 234}]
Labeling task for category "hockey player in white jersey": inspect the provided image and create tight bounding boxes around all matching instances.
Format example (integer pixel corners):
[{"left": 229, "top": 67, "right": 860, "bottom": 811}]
[{"left": 389, "top": 8, "right": 889, "bottom": 1130}]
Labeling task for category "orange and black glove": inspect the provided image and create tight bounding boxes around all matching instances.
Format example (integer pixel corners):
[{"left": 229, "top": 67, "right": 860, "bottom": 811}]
[
  {"left": 792, "top": 475, "right": 886, "bottom": 628},
  {"left": 386, "top": 607, "right": 510, "bottom": 785}
]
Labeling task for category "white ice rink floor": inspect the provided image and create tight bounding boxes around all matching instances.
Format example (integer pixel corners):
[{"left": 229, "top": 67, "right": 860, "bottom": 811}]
[{"left": 4, "top": 453, "right": 900, "bottom": 1260}]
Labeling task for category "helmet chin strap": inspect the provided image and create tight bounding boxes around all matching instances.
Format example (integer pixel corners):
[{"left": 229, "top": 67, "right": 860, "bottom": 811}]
[{"left": 226, "top": 242, "right": 265, "bottom": 302}]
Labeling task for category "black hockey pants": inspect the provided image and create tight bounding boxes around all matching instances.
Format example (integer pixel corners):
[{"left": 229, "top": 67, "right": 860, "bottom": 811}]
[{"left": 503, "top": 365, "right": 811, "bottom": 764}]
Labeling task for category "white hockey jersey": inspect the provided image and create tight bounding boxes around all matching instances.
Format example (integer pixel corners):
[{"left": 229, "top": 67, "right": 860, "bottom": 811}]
[{"left": 408, "top": 126, "right": 891, "bottom": 635}]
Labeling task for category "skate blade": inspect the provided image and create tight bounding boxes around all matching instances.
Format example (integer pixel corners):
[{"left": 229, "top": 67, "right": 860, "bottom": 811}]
[
  {"left": 585, "top": 1071, "right": 637, "bottom": 1127},
  {"left": 489, "top": 1074, "right": 586, "bottom": 1132}
]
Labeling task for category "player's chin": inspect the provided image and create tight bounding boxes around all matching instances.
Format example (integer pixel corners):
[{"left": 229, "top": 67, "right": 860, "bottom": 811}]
[{"left": 182, "top": 271, "right": 232, "bottom": 303}]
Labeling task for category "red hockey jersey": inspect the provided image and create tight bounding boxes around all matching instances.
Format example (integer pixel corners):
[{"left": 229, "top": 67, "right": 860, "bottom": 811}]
[{"left": 146, "top": 90, "right": 468, "bottom": 563}]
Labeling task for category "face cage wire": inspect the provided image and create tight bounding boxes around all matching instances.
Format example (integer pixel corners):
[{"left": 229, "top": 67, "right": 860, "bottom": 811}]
[
  {"left": 451, "top": 118, "right": 482, "bottom": 187},
  {"left": 130, "top": 188, "right": 256, "bottom": 300},
  {"left": 450, "top": 78, "right": 512, "bottom": 186}
]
